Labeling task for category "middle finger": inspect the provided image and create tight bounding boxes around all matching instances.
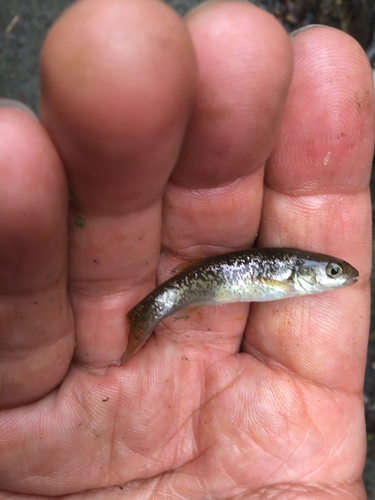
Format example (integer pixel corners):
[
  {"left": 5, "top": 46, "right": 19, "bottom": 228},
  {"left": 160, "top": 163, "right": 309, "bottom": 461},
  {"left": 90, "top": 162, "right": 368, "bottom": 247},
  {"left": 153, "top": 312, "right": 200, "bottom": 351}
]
[{"left": 159, "top": 1, "right": 294, "bottom": 357}]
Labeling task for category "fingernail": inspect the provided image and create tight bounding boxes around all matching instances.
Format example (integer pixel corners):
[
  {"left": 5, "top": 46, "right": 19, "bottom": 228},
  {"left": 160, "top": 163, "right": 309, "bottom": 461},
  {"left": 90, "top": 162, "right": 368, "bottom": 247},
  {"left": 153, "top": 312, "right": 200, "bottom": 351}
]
[
  {"left": 0, "top": 99, "right": 37, "bottom": 118},
  {"left": 186, "top": 0, "right": 248, "bottom": 18},
  {"left": 290, "top": 24, "right": 323, "bottom": 38}
]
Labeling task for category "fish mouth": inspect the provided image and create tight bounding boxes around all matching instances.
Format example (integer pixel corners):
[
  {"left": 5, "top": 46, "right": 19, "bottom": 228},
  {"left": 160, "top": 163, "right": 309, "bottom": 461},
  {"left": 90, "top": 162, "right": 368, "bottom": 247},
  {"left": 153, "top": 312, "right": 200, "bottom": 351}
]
[
  {"left": 346, "top": 265, "right": 359, "bottom": 285},
  {"left": 347, "top": 276, "right": 358, "bottom": 286}
]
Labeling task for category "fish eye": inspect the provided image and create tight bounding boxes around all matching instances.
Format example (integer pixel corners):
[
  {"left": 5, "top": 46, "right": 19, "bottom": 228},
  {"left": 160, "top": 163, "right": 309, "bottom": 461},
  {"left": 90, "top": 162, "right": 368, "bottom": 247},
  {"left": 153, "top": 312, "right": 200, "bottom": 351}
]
[{"left": 326, "top": 262, "right": 342, "bottom": 278}]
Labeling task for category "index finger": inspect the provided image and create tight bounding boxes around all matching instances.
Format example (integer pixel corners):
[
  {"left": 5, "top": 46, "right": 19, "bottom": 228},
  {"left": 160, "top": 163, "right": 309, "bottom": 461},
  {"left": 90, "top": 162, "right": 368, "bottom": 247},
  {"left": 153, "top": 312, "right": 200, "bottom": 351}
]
[{"left": 244, "top": 26, "right": 374, "bottom": 391}]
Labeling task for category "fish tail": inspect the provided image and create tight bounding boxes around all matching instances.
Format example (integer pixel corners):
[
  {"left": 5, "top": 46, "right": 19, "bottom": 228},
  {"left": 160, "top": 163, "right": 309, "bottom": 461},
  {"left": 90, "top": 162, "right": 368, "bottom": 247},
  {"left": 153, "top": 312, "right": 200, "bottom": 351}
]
[
  {"left": 120, "top": 336, "right": 139, "bottom": 364},
  {"left": 121, "top": 306, "right": 154, "bottom": 364},
  {"left": 121, "top": 285, "right": 184, "bottom": 364}
]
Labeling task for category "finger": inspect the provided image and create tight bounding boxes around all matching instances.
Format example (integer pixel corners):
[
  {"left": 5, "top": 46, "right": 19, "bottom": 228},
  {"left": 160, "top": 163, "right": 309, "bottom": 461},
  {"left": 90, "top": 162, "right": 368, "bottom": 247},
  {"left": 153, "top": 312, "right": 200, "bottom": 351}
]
[
  {"left": 0, "top": 107, "right": 74, "bottom": 408},
  {"left": 244, "top": 27, "right": 373, "bottom": 391},
  {"left": 39, "top": 0, "right": 196, "bottom": 367},
  {"left": 156, "top": 2, "right": 293, "bottom": 357}
]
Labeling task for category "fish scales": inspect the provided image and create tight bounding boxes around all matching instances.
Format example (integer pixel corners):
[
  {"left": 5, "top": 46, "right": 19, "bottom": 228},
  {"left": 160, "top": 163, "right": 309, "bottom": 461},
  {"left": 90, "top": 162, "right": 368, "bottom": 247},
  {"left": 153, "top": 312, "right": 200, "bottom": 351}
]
[{"left": 121, "top": 248, "right": 358, "bottom": 364}]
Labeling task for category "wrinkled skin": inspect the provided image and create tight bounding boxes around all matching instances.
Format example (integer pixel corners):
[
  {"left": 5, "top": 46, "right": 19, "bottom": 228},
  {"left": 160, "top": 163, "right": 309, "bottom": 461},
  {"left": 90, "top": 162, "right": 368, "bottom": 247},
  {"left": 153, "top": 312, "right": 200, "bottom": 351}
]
[{"left": 0, "top": 0, "right": 373, "bottom": 498}]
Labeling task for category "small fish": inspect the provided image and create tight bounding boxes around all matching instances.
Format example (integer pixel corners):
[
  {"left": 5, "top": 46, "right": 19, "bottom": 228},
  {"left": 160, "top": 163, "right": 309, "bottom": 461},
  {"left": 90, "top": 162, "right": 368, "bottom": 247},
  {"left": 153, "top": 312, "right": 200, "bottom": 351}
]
[{"left": 121, "top": 248, "right": 358, "bottom": 364}]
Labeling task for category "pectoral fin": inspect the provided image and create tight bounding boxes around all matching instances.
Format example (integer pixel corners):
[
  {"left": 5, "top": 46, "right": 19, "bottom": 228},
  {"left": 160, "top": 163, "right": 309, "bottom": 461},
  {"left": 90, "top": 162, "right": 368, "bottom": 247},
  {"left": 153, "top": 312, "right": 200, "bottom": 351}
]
[{"left": 177, "top": 304, "right": 204, "bottom": 315}]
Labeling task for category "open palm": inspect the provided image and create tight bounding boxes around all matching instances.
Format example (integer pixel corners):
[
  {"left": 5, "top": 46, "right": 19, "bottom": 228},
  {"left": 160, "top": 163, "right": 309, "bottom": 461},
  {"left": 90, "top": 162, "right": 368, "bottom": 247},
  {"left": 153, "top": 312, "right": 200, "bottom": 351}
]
[{"left": 0, "top": 0, "right": 373, "bottom": 498}]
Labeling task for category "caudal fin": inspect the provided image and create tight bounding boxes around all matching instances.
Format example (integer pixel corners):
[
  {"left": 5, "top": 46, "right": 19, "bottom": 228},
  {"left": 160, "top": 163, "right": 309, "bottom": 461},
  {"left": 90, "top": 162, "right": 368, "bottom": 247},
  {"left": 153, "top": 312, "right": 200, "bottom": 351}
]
[{"left": 121, "top": 335, "right": 142, "bottom": 364}]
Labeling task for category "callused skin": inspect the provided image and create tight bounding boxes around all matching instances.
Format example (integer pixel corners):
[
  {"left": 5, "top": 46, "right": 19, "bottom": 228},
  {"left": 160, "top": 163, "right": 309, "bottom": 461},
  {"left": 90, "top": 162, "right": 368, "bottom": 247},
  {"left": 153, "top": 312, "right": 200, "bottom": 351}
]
[{"left": 121, "top": 247, "right": 358, "bottom": 363}]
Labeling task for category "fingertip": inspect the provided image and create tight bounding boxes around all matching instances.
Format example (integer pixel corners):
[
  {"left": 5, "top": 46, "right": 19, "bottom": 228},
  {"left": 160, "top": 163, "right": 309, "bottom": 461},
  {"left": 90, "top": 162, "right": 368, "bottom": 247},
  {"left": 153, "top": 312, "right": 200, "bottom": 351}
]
[
  {"left": 0, "top": 106, "right": 68, "bottom": 291},
  {"left": 267, "top": 26, "right": 375, "bottom": 194},
  {"left": 0, "top": 106, "right": 66, "bottom": 212},
  {"left": 172, "top": 0, "right": 294, "bottom": 188},
  {"left": 40, "top": 0, "right": 197, "bottom": 213},
  {"left": 0, "top": 98, "right": 37, "bottom": 118}
]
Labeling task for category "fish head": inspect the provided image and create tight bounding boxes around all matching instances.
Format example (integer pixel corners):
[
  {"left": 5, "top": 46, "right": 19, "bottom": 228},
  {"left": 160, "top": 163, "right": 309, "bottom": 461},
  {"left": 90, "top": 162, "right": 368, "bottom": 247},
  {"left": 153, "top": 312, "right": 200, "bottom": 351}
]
[{"left": 293, "top": 256, "right": 359, "bottom": 294}]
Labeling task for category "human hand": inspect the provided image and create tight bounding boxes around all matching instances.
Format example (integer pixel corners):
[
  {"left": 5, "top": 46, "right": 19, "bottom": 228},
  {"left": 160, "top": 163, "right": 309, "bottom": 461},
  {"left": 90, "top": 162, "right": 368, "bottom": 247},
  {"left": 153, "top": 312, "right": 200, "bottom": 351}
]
[{"left": 0, "top": 0, "right": 373, "bottom": 498}]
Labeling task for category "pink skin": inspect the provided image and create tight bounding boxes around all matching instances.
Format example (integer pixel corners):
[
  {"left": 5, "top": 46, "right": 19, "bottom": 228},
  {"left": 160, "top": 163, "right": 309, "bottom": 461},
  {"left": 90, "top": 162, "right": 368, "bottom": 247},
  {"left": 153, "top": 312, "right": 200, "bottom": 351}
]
[{"left": 0, "top": 0, "right": 373, "bottom": 498}]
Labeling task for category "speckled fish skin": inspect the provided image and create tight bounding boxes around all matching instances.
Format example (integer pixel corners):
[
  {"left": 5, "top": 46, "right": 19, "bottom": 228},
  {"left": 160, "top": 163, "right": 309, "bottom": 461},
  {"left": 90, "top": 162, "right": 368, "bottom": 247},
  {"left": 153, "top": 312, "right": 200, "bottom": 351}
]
[{"left": 121, "top": 248, "right": 358, "bottom": 364}]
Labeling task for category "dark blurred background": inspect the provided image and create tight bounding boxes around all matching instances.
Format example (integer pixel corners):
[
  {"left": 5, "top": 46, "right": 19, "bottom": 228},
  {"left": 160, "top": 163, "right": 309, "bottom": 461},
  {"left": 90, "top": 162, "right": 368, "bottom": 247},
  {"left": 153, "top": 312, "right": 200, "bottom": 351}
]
[{"left": 1, "top": 0, "right": 374, "bottom": 496}]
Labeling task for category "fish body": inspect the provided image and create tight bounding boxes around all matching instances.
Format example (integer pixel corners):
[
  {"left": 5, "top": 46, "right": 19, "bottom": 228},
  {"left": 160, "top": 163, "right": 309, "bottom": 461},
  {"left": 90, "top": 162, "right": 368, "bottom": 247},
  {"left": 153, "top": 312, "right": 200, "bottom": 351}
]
[{"left": 121, "top": 248, "right": 358, "bottom": 364}]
